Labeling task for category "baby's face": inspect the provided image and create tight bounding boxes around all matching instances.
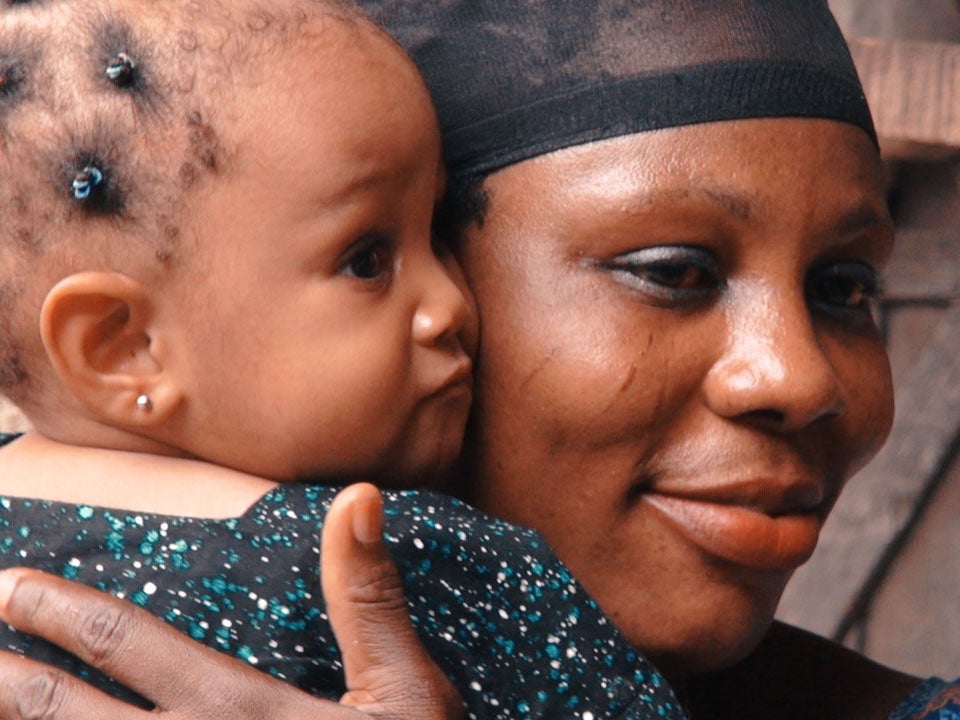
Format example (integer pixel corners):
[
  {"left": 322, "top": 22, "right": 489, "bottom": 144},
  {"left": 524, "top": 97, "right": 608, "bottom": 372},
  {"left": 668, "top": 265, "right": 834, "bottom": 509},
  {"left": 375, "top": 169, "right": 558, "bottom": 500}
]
[{"left": 163, "top": 28, "right": 476, "bottom": 484}]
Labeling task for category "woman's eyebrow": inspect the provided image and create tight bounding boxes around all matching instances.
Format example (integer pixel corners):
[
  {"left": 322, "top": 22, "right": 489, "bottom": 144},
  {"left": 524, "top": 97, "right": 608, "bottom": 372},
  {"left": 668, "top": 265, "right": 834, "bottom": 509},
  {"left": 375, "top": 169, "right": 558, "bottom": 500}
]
[
  {"left": 831, "top": 202, "right": 892, "bottom": 237},
  {"left": 655, "top": 189, "right": 892, "bottom": 238},
  {"left": 649, "top": 187, "right": 754, "bottom": 222},
  {"left": 700, "top": 188, "right": 752, "bottom": 222},
  {"left": 618, "top": 186, "right": 754, "bottom": 220}
]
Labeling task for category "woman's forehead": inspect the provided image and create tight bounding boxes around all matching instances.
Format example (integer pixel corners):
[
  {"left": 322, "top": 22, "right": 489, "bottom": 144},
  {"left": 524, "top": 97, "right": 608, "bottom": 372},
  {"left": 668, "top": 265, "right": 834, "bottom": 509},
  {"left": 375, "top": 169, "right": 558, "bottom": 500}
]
[
  {"left": 494, "top": 118, "right": 884, "bottom": 197},
  {"left": 479, "top": 119, "right": 890, "bottom": 254}
]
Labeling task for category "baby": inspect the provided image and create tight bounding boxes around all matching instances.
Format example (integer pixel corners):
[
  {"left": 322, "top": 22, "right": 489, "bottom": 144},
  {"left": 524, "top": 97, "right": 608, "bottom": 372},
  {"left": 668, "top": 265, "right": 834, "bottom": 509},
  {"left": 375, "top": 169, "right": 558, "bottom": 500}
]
[
  {"left": 0, "top": 0, "right": 473, "bottom": 507},
  {"left": 0, "top": 2, "right": 680, "bottom": 719}
]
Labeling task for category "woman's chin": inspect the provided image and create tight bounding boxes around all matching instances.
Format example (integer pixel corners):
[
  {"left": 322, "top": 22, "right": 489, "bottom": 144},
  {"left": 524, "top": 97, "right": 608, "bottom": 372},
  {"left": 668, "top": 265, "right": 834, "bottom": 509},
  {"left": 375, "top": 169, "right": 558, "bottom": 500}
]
[
  {"left": 610, "top": 578, "right": 786, "bottom": 683},
  {"left": 651, "top": 619, "right": 773, "bottom": 682}
]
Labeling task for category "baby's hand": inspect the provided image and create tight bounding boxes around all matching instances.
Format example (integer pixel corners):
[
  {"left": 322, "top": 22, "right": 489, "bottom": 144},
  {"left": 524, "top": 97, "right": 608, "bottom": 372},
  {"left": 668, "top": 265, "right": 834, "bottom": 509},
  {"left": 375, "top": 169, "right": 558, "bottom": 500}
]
[{"left": 0, "top": 485, "right": 463, "bottom": 720}]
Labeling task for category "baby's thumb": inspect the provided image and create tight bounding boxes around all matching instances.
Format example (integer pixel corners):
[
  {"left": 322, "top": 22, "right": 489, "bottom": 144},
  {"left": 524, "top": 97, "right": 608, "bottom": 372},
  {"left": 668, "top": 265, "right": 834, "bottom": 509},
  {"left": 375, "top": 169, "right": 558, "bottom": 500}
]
[{"left": 321, "top": 483, "right": 464, "bottom": 720}]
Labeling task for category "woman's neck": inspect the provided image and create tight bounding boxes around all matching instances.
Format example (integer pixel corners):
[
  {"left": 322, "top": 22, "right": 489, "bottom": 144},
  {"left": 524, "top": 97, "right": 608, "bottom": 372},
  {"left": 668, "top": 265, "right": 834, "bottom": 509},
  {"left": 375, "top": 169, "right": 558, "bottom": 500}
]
[
  {"left": 0, "top": 431, "right": 277, "bottom": 518},
  {"left": 685, "top": 621, "right": 920, "bottom": 720}
]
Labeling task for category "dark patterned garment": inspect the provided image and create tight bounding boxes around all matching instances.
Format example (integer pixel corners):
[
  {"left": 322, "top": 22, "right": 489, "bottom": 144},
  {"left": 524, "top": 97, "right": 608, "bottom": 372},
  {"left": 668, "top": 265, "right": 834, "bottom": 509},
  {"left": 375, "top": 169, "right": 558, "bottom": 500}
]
[
  {"left": 0, "top": 434, "right": 683, "bottom": 720},
  {"left": 890, "top": 678, "right": 960, "bottom": 720}
]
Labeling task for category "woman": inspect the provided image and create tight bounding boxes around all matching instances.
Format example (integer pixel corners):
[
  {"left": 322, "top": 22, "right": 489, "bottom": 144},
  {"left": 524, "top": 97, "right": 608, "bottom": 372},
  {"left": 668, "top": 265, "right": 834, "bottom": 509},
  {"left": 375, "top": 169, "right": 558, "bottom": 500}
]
[{"left": 0, "top": 0, "right": 953, "bottom": 718}]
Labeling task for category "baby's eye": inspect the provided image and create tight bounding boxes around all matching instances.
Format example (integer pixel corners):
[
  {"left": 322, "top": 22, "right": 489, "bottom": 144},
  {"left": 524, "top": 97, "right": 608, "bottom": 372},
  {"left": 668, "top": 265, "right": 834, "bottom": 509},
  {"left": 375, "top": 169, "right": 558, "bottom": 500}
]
[
  {"left": 339, "top": 235, "right": 393, "bottom": 285},
  {"left": 604, "top": 245, "right": 720, "bottom": 304},
  {"left": 808, "top": 261, "right": 881, "bottom": 316}
]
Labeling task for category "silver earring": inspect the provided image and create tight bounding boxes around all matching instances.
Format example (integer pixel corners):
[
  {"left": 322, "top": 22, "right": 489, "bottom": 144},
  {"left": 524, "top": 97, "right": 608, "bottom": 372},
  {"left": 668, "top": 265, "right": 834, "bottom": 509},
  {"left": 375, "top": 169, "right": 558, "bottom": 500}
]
[{"left": 136, "top": 394, "right": 153, "bottom": 412}]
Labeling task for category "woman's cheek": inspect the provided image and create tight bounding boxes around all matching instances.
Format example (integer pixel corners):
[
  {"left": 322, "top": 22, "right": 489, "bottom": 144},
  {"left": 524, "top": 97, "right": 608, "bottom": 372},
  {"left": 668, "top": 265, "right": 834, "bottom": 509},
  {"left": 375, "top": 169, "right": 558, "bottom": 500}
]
[
  {"left": 823, "top": 331, "right": 894, "bottom": 475},
  {"left": 847, "top": 365, "right": 894, "bottom": 476}
]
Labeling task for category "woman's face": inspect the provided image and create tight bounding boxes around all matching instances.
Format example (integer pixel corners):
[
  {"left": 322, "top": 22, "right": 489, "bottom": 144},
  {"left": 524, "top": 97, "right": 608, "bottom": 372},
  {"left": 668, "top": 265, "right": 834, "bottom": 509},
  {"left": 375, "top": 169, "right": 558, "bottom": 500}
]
[{"left": 455, "top": 118, "right": 894, "bottom": 679}]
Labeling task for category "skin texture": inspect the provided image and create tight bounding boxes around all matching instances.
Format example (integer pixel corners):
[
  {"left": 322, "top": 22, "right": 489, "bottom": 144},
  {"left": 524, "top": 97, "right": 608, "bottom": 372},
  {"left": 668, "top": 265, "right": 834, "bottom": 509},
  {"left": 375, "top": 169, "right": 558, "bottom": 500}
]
[{"left": 454, "top": 118, "right": 895, "bottom": 681}]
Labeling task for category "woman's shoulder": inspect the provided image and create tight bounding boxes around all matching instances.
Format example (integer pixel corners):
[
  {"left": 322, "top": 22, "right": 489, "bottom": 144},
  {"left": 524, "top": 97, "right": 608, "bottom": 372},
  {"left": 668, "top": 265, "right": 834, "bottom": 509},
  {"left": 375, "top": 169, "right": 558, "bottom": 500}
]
[{"left": 889, "top": 677, "right": 960, "bottom": 720}]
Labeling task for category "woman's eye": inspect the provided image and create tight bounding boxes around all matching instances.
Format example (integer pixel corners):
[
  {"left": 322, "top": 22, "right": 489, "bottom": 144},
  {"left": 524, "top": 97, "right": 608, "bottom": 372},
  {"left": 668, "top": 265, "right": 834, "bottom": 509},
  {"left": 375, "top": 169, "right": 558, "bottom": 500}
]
[
  {"left": 808, "top": 261, "right": 881, "bottom": 315},
  {"left": 339, "top": 236, "right": 393, "bottom": 284},
  {"left": 637, "top": 262, "right": 708, "bottom": 289},
  {"left": 604, "top": 245, "right": 720, "bottom": 303}
]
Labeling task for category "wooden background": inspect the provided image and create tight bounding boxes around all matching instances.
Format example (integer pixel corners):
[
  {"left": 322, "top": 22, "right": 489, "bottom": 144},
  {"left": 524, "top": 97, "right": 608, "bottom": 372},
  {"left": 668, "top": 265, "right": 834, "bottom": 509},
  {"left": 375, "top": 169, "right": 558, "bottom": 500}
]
[
  {"left": 1, "top": 0, "right": 958, "bottom": 682},
  {"left": 778, "top": 0, "right": 960, "bottom": 680}
]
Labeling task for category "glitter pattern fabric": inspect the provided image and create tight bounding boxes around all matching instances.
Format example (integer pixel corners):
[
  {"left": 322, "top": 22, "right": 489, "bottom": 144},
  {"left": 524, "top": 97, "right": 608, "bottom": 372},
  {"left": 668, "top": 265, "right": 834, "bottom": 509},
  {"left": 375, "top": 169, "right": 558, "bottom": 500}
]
[
  {"left": 889, "top": 678, "right": 960, "bottom": 720},
  {"left": 0, "top": 434, "right": 683, "bottom": 720}
]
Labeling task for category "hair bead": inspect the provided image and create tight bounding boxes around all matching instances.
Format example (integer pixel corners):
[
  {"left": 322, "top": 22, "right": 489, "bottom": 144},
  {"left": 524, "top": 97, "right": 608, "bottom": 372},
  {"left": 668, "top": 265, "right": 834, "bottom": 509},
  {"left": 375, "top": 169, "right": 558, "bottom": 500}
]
[
  {"left": 71, "top": 165, "right": 104, "bottom": 200},
  {"left": 105, "top": 52, "right": 136, "bottom": 86}
]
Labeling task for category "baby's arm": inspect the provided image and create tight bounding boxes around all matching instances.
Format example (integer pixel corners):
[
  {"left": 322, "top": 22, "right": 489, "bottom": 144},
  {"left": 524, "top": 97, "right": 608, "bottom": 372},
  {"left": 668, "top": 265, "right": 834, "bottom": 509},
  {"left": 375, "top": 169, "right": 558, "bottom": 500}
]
[{"left": 0, "top": 489, "right": 462, "bottom": 720}]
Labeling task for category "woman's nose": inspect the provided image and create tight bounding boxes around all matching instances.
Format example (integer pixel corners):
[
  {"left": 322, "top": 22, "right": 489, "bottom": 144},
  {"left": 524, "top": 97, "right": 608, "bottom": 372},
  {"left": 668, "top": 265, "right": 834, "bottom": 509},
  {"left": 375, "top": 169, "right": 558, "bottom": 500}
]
[
  {"left": 702, "top": 284, "right": 844, "bottom": 431},
  {"left": 411, "top": 253, "right": 475, "bottom": 351}
]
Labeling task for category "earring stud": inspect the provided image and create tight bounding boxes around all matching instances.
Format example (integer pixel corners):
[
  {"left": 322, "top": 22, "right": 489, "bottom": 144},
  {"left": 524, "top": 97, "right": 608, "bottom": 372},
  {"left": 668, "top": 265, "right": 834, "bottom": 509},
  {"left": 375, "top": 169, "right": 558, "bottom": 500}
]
[{"left": 136, "top": 394, "right": 153, "bottom": 412}]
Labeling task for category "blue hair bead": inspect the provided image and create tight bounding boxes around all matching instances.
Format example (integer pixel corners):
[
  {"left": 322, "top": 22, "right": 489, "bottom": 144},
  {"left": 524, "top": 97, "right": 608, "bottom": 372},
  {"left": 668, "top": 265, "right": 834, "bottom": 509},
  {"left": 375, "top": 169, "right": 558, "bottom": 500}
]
[
  {"left": 105, "top": 52, "right": 136, "bottom": 85},
  {"left": 72, "top": 166, "right": 104, "bottom": 200}
]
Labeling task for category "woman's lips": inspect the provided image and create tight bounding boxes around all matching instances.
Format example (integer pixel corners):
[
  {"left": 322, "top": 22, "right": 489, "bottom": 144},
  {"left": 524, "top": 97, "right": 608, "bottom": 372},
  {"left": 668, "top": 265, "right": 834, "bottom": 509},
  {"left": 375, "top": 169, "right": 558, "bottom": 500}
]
[{"left": 642, "top": 493, "right": 822, "bottom": 570}]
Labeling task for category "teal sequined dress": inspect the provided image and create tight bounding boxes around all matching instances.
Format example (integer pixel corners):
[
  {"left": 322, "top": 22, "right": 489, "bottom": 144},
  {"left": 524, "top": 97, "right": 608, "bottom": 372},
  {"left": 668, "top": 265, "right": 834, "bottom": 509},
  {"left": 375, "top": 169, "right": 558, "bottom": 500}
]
[{"left": 0, "top": 434, "right": 682, "bottom": 720}]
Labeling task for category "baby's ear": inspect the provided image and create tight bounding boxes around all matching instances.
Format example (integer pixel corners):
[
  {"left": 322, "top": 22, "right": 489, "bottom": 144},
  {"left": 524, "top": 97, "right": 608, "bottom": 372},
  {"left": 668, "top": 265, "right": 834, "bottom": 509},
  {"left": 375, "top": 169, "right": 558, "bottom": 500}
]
[{"left": 39, "top": 272, "right": 182, "bottom": 426}]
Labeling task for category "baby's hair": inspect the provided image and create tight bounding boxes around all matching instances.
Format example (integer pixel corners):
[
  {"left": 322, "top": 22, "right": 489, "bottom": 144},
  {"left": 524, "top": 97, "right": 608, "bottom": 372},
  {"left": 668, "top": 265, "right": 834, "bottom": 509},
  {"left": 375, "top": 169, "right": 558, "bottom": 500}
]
[
  {"left": 0, "top": 0, "right": 372, "bottom": 406},
  {"left": 0, "top": 55, "right": 26, "bottom": 101}
]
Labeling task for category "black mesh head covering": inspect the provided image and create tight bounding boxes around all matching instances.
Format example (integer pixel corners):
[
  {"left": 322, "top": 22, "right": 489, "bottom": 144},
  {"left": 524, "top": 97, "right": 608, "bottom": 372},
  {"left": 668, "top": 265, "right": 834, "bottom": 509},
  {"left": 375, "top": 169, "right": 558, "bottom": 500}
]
[{"left": 357, "top": 0, "right": 875, "bottom": 184}]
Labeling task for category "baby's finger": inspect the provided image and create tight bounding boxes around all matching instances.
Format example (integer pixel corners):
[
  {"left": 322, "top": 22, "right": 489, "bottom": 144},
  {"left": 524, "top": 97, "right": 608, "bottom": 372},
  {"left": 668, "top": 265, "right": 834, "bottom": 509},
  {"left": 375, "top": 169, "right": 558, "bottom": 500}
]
[
  {"left": 0, "top": 649, "right": 152, "bottom": 720},
  {"left": 322, "top": 484, "right": 465, "bottom": 720}
]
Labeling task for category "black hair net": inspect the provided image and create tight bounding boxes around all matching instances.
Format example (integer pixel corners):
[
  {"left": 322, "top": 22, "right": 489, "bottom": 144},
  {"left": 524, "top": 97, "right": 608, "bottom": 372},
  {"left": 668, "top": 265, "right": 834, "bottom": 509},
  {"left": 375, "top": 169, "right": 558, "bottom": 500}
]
[{"left": 357, "top": 0, "right": 876, "bottom": 183}]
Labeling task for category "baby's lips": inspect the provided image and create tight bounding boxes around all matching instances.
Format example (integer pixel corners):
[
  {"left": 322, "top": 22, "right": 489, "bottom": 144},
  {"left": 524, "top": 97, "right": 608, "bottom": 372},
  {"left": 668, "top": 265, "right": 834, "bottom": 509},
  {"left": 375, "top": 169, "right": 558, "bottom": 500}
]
[{"left": 433, "top": 359, "right": 473, "bottom": 397}]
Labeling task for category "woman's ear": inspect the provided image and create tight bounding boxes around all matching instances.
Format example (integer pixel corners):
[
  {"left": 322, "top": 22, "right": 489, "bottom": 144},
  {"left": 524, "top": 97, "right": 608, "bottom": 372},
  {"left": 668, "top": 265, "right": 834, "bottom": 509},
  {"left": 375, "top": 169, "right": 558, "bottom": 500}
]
[{"left": 39, "top": 272, "right": 183, "bottom": 426}]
